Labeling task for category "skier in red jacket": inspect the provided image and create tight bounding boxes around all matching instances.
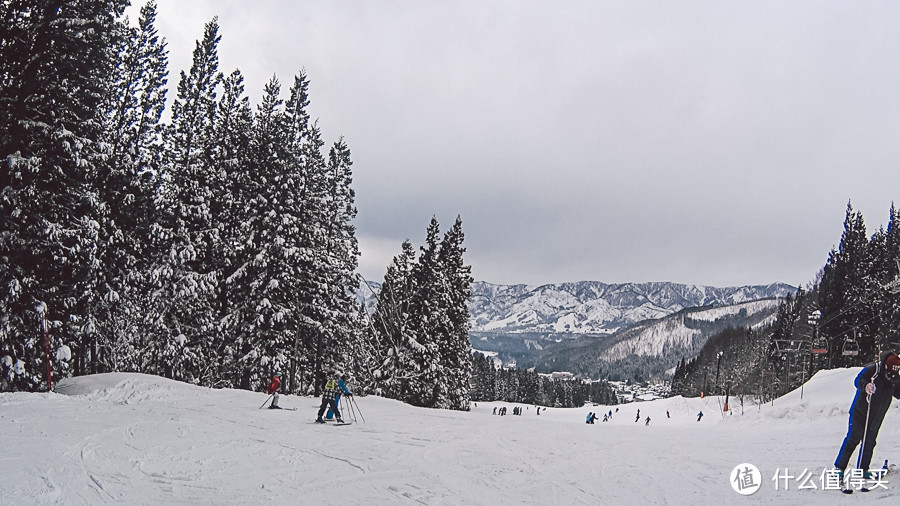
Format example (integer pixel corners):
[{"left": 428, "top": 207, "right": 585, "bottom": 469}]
[{"left": 267, "top": 371, "right": 282, "bottom": 409}]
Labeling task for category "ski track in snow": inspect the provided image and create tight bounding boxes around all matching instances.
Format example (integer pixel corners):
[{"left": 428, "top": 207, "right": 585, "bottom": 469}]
[{"left": 2, "top": 369, "right": 900, "bottom": 504}]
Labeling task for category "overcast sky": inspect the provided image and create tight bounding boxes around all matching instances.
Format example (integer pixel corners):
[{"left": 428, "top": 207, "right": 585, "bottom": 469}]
[{"left": 128, "top": 1, "right": 900, "bottom": 288}]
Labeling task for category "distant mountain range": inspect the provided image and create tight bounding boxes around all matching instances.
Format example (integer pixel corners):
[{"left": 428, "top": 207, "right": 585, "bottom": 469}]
[
  {"left": 358, "top": 278, "right": 796, "bottom": 382},
  {"left": 468, "top": 280, "right": 795, "bottom": 335}
]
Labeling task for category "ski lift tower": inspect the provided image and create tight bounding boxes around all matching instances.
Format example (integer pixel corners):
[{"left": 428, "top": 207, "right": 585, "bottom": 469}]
[
  {"left": 803, "top": 309, "right": 824, "bottom": 399},
  {"left": 774, "top": 338, "right": 804, "bottom": 396}
]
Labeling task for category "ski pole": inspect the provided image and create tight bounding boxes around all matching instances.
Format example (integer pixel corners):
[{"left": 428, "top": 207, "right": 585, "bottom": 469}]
[
  {"left": 857, "top": 349, "right": 882, "bottom": 472},
  {"left": 350, "top": 395, "right": 365, "bottom": 423},
  {"left": 348, "top": 396, "right": 359, "bottom": 423},
  {"left": 258, "top": 393, "right": 274, "bottom": 409},
  {"left": 344, "top": 396, "right": 356, "bottom": 422}
]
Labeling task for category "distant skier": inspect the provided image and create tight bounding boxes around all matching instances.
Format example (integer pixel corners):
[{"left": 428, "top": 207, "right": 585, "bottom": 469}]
[
  {"left": 666, "top": 410, "right": 670, "bottom": 419},
  {"left": 315, "top": 371, "right": 345, "bottom": 424},
  {"left": 697, "top": 411, "right": 703, "bottom": 422},
  {"left": 645, "top": 416, "right": 651, "bottom": 426},
  {"left": 493, "top": 407, "right": 498, "bottom": 415},
  {"left": 266, "top": 371, "right": 282, "bottom": 409},
  {"left": 586, "top": 412, "right": 593, "bottom": 424},
  {"left": 325, "top": 373, "right": 352, "bottom": 421},
  {"left": 833, "top": 352, "right": 900, "bottom": 481}
]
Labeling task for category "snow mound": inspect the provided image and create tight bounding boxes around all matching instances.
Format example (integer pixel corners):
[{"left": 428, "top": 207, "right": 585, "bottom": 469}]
[{"left": 54, "top": 372, "right": 209, "bottom": 405}]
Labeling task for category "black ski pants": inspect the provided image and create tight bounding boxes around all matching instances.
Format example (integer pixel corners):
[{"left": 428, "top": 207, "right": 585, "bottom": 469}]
[
  {"left": 835, "top": 408, "right": 885, "bottom": 472},
  {"left": 317, "top": 395, "right": 341, "bottom": 420}
]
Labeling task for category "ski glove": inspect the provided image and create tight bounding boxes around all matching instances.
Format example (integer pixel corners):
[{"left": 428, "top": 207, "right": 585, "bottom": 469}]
[{"left": 866, "top": 382, "right": 876, "bottom": 395}]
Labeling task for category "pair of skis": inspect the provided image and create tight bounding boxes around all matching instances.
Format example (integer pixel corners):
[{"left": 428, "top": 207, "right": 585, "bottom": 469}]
[
  {"left": 258, "top": 394, "right": 355, "bottom": 424},
  {"left": 314, "top": 419, "right": 353, "bottom": 426}
]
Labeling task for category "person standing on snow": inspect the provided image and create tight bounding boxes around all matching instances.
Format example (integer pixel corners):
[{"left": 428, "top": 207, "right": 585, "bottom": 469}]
[
  {"left": 325, "top": 373, "right": 352, "bottom": 421},
  {"left": 833, "top": 352, "right": 900, "bottom": 479},
  {"left": 267, "top": 371, "right": 282, "bottom": 409},
  {"left": 697, "top": 411, "right": 703, "bottom": 422},
  {"left": 315, "top": 371, "right": 345, "bottom": 423}
]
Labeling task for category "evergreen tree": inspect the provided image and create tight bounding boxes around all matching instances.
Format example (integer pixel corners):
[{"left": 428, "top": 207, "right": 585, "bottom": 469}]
[
  {"left": 868, "top": 204, "right": 900, "bottom": 350},
  {"left": 370, "top": 240, "right": 416, "bottom": 398},
  {"left": 435, "top": 216, "right": 474, "bottom": 410},
  {"left": 405, "top": 217, "right": 445, "bottom": 407},
  {"left": 1, "top": 0, "right": 129, "bottom": 391},
  {"left": 820, "top": 202, "right": 875, "bottom": 366},
  {"left": 274, "top": 72, "right": 319, "bottom": 393},
  {"left": 321, "top": 138, "right": 362, "bottom": 381},
  {"left": 293, "top": 121, "right": 335, "bottom": 392},
  {"left": 1, "top": 6, "right": 364, "bottom": 393},
  {"left": 150, "top": 17, "right": 223, "bottom": 382},
  {"left": 203, "top": 68, "right": 252, "bottom": 387},
  {"left": 367, "top": 216, "right": 475, "bottom": 410},
  {"left": 94, "top": 0, "right": 168, "bottom": 375}
]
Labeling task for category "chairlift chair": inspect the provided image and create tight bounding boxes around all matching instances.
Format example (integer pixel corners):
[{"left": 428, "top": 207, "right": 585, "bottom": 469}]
[
  {"left": 774, "top": 339, "right": 803, "bottom": 355},
  {"left": 842, "top": 337, "right": 860, "bottom": 357},
  {"left": 812, "top": 334, "right": 826, "bottom": 350}
]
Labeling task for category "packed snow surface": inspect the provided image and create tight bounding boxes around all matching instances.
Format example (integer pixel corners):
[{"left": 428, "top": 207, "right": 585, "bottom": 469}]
[{"left": 2, "top": 369, "right": 900, "bottom": 504}]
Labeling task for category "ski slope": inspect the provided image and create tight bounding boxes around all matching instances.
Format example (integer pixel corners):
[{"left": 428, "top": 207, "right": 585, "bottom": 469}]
[{"left": 1, "top": 368, "right": 898, "bottom": 504}]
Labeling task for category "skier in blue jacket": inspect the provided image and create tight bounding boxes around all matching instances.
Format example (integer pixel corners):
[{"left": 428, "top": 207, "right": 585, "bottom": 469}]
[
  {"left": 834, "top": 352, "right": 900, "bottom": 479},
  {"left": 325, "top": 373, "right": 352, "bottom": 421},
  {"left": 315, "top": 370, "right": 346, "bottom": 423}
]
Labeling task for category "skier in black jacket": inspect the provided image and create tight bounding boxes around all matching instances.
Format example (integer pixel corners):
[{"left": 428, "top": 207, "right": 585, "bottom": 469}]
[{"left": 834, "top": 351, "right": 900, "bottom": 477}]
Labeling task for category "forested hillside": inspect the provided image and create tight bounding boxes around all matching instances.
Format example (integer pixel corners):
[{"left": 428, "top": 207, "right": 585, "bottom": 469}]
[
  {"left": 0, "top": 2, "right": 476, "bottom": 411},
  {"left": 521, "top": 299, "right": 780, "bottom": 383},
  {"left": 672, "top": 203, "right": 900, "bottom": 403}
]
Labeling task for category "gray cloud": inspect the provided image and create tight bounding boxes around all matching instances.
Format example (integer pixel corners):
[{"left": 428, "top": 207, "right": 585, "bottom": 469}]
[{"left": 134, "top": 0, "right": 900, "bottom": 287}]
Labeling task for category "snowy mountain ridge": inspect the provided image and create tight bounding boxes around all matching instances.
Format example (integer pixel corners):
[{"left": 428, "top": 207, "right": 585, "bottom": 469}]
[
  {"left": 600, "top": 298, "right": 782, "bottom": 361},
  {"left": 468, "top": 280, "right": 795, "bottom": 335},
  {"left": 481, "top": 295, "right": 784, "bottom": 381}
]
